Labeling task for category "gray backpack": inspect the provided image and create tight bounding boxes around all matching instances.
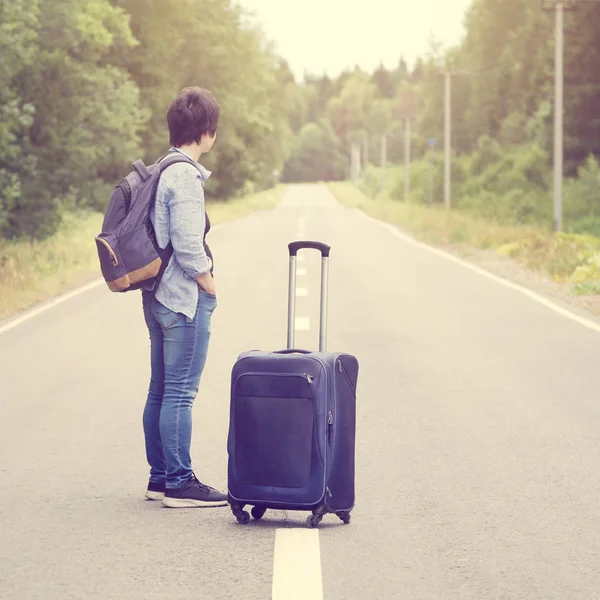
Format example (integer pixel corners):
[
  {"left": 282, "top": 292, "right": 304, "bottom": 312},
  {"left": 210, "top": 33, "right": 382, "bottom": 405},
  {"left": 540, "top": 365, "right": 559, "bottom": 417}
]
[{"left": 96, "top": 153, "right": 202, "bottom": 293}]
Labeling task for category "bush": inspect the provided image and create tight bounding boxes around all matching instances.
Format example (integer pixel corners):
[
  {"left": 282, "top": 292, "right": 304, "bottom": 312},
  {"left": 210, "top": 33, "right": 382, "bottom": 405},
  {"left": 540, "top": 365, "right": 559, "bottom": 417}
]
[
  {"left": 360, "top": 136, "right": 600, "bottom": 244},
  {"left": 564, "top": 155, "right": 600, "bottom": 234},
  {"left": 497, "top": 231, "right": 600, "bottom": 280},
  {"left": 456, "top": 141, "right": 552, "bottom": 225},
  {"left": 384, "top": 153, "right": 446, "bottom": 205}
]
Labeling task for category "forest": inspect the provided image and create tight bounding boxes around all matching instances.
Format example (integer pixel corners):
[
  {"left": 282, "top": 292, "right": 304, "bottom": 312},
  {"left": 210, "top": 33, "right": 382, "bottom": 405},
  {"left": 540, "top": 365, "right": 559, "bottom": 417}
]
[{"left": 2, "top": 0, "right": 600, "bottom": 240}]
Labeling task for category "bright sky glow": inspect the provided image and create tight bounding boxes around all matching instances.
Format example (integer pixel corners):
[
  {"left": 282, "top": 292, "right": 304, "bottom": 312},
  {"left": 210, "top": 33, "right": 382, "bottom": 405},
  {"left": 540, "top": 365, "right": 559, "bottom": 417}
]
[{"left": 235, "top": 0, "right": 474, "bottom": 79}]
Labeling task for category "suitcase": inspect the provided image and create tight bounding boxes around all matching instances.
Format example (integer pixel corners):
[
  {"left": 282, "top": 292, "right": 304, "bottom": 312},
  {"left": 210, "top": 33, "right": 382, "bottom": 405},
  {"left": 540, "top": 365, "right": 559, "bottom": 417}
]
[{"left": 227, "top": 241, "right": 359, "bottom": 528}]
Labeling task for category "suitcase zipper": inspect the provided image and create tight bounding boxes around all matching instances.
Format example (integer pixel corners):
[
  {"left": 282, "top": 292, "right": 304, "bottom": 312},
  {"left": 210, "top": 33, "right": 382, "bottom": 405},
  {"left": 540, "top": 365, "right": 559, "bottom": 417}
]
[
  {"left": 233, "top": 371, "right": 315, "bottom": 388},
  {"left": 96, "top": 237, "right": 119, "bottom": 266},
  {"left": 337, "top": 358, "right": 356, "bottom": 398}
]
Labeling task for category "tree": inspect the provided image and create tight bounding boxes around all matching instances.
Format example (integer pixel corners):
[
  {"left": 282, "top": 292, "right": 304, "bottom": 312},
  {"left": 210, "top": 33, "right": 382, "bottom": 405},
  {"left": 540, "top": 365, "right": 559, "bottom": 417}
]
[
  {"left": 326, "top": 70, "right": 379, "bottom": 147},
  {"left": 0, "top": 0, "right": 39, "bottom": 236},
  {"left": 3, "top": 0, "right": 145, "bottom": 237},
  {"left": 282, "top": 120, "right": 346, "bottom": 182},
  {"left": 118, "top": 0, "right": 292, "bottom": 198},
  {"left": 371, "top": 63, "right": 395, "bottom": 98}
]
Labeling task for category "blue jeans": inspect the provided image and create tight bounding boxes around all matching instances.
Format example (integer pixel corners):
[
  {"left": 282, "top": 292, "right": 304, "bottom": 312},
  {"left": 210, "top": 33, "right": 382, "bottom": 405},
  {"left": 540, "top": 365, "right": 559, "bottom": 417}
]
[{"left": 142, "top": 289, "right": 217, "bottom": 489}]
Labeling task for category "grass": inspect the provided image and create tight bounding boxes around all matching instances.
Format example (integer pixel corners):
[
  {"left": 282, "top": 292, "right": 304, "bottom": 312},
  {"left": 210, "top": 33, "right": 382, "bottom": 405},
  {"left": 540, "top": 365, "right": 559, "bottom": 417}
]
[
  {"left": 0, "top": 184, "right": 288, "bottom": 321},
  {"left": 327, "top": 181, "right": 600, "bottom": 294},
  {"left": 0, "top": 211, "right": 105, "bottom": 321}
]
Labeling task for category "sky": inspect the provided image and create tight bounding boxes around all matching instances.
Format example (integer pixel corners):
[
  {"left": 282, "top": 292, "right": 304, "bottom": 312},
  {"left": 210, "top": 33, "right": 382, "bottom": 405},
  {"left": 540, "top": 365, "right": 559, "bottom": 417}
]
[{"left": 234, "top": 0, "right": 475, "bottom": 80}]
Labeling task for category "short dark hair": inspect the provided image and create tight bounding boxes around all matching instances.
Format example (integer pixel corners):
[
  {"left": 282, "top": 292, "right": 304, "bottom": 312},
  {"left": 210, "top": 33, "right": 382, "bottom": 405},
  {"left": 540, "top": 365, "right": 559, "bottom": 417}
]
[{"left": 167, "top": 86, "right": 220, "bottom": 147}]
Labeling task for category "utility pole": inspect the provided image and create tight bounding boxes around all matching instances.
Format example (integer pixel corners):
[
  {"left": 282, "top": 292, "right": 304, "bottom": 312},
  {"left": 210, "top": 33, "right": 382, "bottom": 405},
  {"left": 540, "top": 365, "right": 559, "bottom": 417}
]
[
  {"left": 541, "top": 0, "right": 570, "bottom": 232},
  {"left": 541, "top": 0, "right": 592, "bottom": 230},
  {"left": 350, "top": 143, "right": 361, "bottom": 186},
  {"left": 439, "top": 64, "right": 496, "bottom": 211},
  {"left": 400, "top": 88, "right": 416, "bottom": 202},
  {"left": 404, "top": 117, "right": 411, "bottom": 201},
  {"left": 380, "top": 133, "right": 387, "bottom": 195},
  {"left": 554, "top": 1, "right": 564, "bottom": 232},
  {"left": 428, "top": 138, "right": 437, "bottom": 205},
  {"left": 444, "top": 71, "right": 451, "bottom": 210}
]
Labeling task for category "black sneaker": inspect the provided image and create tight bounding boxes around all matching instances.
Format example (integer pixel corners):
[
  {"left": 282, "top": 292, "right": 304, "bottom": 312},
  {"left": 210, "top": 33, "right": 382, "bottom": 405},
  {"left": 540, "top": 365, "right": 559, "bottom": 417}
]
[
  {"left": 145, "top": 480, "right": 166, "bottom": 501},
  {"left": 162, "top": 474, "right": 228, "bottom": 508}
]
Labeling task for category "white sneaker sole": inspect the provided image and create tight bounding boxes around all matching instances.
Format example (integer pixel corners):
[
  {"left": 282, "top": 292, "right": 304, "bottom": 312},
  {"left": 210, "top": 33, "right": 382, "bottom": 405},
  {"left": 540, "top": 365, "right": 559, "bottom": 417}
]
[
  {"left": 162, "top": 496, "right": 228, "bottom": 508},
  {"left": 145, "top": 490, "right": 165, "bottom": 501}
]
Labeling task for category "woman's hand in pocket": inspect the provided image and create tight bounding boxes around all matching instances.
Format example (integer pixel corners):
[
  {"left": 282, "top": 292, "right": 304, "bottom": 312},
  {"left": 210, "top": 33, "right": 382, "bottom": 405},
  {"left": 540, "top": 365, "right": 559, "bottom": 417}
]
[{"left": 196, "top": 272, "right": 216, "bottom": 296}]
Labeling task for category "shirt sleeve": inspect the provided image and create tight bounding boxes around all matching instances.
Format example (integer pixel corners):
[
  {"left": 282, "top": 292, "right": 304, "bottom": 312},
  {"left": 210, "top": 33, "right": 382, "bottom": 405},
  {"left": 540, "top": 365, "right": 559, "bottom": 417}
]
[{"left": 165, "top": 167, "right": 212, "bottom": 279}]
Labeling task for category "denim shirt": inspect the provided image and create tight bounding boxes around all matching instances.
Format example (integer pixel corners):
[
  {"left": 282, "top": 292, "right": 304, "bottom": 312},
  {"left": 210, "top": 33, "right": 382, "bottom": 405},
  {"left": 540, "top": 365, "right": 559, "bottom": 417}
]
[{"left": 150, "top": 147, "right": 213, "bottom": 321}]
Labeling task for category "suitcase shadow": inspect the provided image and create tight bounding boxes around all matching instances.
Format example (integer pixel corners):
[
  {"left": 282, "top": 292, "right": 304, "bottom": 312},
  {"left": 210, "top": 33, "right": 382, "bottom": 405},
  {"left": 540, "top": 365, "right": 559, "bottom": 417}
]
[{"left": 226, "top": 516, "right": 343, "bottom": 530}]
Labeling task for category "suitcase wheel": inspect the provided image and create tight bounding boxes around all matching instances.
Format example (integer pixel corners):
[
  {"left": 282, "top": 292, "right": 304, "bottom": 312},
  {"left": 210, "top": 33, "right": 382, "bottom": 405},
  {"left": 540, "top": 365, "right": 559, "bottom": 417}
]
[
  {"left": 230, "top": 502, "right": 250, "bottom": 525},
  {"left": 234, "top": 509, "right": 250, "bottom": 525},
  {"left": 251, "top": 506, "right": 267, "bottom": 521},
  {"left": 338, "top": 511, "right": 351, "bottom": 525},
  {"left": 306, "top": 503, "right": 329, "bottom": 528},
  {"left": 306, "top": 514, "right": 323, "bottom": 528}
]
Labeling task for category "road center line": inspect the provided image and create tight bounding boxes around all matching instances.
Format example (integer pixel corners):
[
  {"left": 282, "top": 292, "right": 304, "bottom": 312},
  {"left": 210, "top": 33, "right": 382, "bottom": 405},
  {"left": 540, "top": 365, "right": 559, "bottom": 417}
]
[
  {"left": 297, "top": 267, "right": 307, "bottom": 276},
  {"left": 272, "top": 529, "right": 323, "bottom": 600},
  {"left": 296, "top": 287, "right": 308, "bottom": 297}
]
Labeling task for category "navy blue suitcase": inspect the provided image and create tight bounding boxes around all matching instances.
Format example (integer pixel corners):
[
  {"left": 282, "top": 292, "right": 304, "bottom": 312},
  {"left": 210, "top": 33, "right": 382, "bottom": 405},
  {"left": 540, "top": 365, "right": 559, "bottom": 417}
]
[{"left": 227, "top": 241, "right": 359, "bottom": 527}]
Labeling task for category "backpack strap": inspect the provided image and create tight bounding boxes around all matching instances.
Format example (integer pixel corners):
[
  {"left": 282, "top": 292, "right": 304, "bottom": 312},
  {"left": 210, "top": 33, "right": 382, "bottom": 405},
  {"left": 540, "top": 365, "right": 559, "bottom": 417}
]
[
  {"left": 132, "top": 159, "right": 152, "bottom": 181},
  {"left": 150, "top": 152, "right": 205, "bottom": 295},
  {"left": 156, "top": 152, "right": 205, "bottom": 175}
]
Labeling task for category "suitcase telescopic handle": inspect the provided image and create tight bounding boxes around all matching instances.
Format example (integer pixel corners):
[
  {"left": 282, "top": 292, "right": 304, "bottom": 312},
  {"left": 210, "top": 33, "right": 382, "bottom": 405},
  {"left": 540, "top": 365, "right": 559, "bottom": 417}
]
[
  {"left": 288, "top": 241, "right": 331, "bottom": 257},
  {"left": 287, "top": 241, "right": 330, "bottom": 353}
]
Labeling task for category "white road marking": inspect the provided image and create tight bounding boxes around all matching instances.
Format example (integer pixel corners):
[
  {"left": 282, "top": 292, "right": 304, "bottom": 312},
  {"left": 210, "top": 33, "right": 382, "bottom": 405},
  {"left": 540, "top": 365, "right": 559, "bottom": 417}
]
[
  {"left": 295, "top": 317, "right": 310, "bottom": 331},
  {"left": 272, "top": 529, "right": 323, "bottom": 600},
  {"left": 357, "top": 209, "right": 600, "bottom": 335},
  {"left": 296, "top": 216, "right": 307, "bottom": 240},
  {"left": 0, "top": 279, "right": 105, "bottom": 336},
  {"left": 296, "top": 287, "right": 308, "bottom": 297},
  {"left": 297, "top": 254, "right": 305, "bottom": 262},
  {"left": 297, "top": 268, "right": 307, "bottom": 276}
]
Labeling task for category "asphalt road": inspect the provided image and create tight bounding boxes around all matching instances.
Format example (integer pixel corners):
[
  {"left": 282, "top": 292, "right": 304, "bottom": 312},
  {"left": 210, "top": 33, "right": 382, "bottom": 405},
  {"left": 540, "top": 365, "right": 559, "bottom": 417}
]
[{"left": 2, "top": 184, "right": 600, "bottom": 600}]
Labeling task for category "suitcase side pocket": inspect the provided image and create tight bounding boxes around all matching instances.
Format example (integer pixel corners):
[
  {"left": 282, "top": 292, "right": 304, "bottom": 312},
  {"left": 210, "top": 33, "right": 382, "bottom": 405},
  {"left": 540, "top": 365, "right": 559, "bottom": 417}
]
[
  {"left": 326, "top": 357, "right": 358, "bottom": 512},
  {"left": 230, "top": 372, "right": 321, "bottom": 489}
]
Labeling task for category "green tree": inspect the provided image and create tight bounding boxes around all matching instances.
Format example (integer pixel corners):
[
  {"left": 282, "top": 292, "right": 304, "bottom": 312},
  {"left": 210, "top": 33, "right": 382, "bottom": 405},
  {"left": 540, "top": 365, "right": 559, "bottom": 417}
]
[
  {"left": 371, "top": 63, "right": 395, "bottom": 98},
  {"left": 327, "top": 69, "right": 379, "bottom": 148},
  {"left": 118, "top": 0, "right": 291, "bottom": 198},
  {"left": 282, "top": 120, "right": 346, "bottom": 182},
  {"left": 0, "top": 0, "right": 39, "bottom": 236},
  {"left": 2, "top": 0, "right": 145, "bottom": 237},
  {"left": 561, "top": 3, "right": 600, "bottom": 174}
]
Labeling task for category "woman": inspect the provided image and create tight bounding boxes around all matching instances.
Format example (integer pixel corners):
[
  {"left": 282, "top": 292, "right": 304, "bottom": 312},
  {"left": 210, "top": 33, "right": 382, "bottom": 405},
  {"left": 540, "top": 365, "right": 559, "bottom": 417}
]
[{"left": 141, "top": 86, "right": 226, "bottom": 508}]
